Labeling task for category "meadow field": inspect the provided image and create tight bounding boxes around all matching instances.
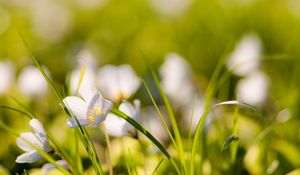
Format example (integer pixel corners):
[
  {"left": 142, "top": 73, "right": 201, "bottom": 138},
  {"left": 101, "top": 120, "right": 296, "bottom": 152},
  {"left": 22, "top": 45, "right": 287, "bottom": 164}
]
[{"left": 1, "top": 0, "right": 300, "bottom": 174}]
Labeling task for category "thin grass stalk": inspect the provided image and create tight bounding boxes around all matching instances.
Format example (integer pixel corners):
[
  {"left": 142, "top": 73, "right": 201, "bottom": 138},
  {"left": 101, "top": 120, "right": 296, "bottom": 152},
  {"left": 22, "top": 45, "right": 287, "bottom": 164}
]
[
  {"left": 151, "top": 159, "right": 164, "bottom": 175},
  {"left": 110, "top": 107, "right": 181, "bottom": 173},
  {"left": 142, "top": 80, "right": 177, "bottom": 149},
  {"left": 74, "top": 130, "right": 84, "bottom": 174},
  {"left": 20, "top": 34, "right": 104, "bottom": 174},
  {"left": 102, "top": 125, "right": 113, "bottom": 175},
  {"left": 151, "top": 70, "right": 186, "bottom": 173}
]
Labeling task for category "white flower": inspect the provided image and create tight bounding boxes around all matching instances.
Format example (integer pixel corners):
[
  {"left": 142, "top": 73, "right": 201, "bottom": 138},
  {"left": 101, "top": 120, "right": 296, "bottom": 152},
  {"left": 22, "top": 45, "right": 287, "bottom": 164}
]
[
  {"left": 17, "top": 66, "right": 49, "bottom": 98},
  {"left": 68, "top": 51, "right": 97, "bottom": 95},
  {"left": 0, "top": 60, "right": 14, "bottom": 95},
  {"left": 160, "top": 52, "right": 195, "bottom": 106},
  {"left": 97, "top": 64, "right": 140, "bottom": 102},
  {"left": 30, "top": 0, "right": 72, "bottom": 43},
  {"left": 226, "top": 34, "right": 262, "bottom": 76},
  {"left": 63, "top": 87, "right": 113, "bottom": 128},
  {"left": 236, "top": 71, "right": 269, "bottom": 106},
  {"left": 104, "top": 100, "right": 140, "bottom": 137},
  {"left": 41, "top": 160, "right": 69, "bottom": 174},
  {"left": 16, "top": 119, "right": 51, "bottom": 163}
]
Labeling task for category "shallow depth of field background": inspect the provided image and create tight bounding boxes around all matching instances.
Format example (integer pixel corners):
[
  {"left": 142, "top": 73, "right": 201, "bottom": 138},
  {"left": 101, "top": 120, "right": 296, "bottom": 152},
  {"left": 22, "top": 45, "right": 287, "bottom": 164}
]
[{"left": 1, "top": 0, "right": 300, "bottom": 174}]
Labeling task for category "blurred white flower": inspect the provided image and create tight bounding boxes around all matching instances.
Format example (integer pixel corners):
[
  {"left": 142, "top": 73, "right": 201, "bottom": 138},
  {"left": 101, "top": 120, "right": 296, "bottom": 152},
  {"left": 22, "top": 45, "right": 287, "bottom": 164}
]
[
  {"left": 30, "top": 0, "right": 72, "bottom": 43},
  {"left": 141, "top": 106, "right": 169, "bottom": 142},
  {"left": 16, "top": 119, "right": 51, "bottom": 163},
  {"left": 63, "top": 87, "right": 113, "bottom": 128},
  {"left": 68, "top": 50, "right": 97, "bottom": 95},
  {"left": 226, "top": 34, "right": 262, "bottom": 76},
  {"left": 41, "top": 160, "right": 68, "bottom": 174},
  {"left": 97, "top": 64, "right": 140, "bottom": 102},
  {"left": 149, "top": 0, "right": 193, "bottom": 18},
  {"left": 17, "top": 66, "right": 49, "bottom": 98},
  {"left": 160, "top": 52, "right": 195, "bottom": 106},
  {"left": 104, "top": 100, "right": 140, "bottom": 137},
  {"left": 0, "top": 60, "right": 14, "bottom": 96},
  {"left": 236, "top": 71, "right": 269, "bottom": 106}
]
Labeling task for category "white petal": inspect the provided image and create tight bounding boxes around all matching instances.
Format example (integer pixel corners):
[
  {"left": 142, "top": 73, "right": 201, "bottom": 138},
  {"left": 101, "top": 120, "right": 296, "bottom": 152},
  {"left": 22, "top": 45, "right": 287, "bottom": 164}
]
[
  {"left": 97, "top": 65, "right": 120, "bottom": 101},
  {"left": 116, "top": 100, "right": 140, "bottom": 133},
  {"left": 29, "top": 119, "right": 47, "bottom": 142},
  {"left": 67, "top": 117, "right": 88, "bottom": 128},
  {"left": 104, "top": 113, "right": 127, "bottom": 137},
  {"left": 236, "top": 71, "right": 269, "bottom": 106},
  {"left": 16, "top": 137, "right": 34, "bottom": 152},
  {"left": 119, "top": 100, "right": 139, "bottom": 120},
  {"left": 63, "top": 96, "right": 87, "bottom": 119},
  {"left": 87, "top": 93, "right": 113, "bottom": 126},
  {"left": 29, "top": 119, "right": 45, "bottom": 133},
  {"left": 133, "top": 101, "right": 141, "bottom": 122},
  {"left": 79, "top": 86, "right": 98, "bottom": 103},
  {"left": 226, "top": 34, "right": 261, "bottom": 76},
  {"left": 41, "top": 160, "right": 68, "bottom": 174},
  {"left": 118, "top": 65, "right": 140, "bottom": 99},
  {"left": 17, "top": 132, "right": 43, "bottom": 150},
  {"left": 69, "top": 68, "right": 96, "bottom": 95},
  {"left": 87, "top": 93, "right": 113, "bottom": 115},
  {"left": 16, "top": 151, "right": 42, "bottom": 163}
]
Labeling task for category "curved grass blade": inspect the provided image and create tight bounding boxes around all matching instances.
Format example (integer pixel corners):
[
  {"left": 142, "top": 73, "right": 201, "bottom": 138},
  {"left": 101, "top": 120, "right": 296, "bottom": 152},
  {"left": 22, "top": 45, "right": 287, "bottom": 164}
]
[
  {"left": 0, "top": 105, "right": 33, "bottom": 119},
  {"left": 221, "top": 135, "right": 239, "bottom": 152}
]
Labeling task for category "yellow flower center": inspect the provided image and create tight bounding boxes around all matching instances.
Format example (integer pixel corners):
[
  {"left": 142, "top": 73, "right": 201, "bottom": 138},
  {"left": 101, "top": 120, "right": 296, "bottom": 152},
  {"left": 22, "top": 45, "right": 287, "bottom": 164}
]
[{"left": 88, "top": 107, "right": 103, "bottom": 124}]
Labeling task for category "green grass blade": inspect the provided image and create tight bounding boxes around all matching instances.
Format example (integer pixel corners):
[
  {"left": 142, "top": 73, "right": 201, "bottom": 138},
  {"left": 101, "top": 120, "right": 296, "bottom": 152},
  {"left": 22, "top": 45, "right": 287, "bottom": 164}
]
[
  {"left": 150, "top": 69, "right": 185, "bottom": 173},
  {"left": 151, "top": 158, "right": 164, "bottom": 175},
  {"left": 19, "top": 31, "right": 64, "bottom": 105},
  {"left": 189, "top": 45, "right": 233, "bottom": 175},
  {"left": 74, "top": 130, "right": 83, "bottom": 174},
  {"left": 22, "top": 138, "right": 71, "bottom": 175},
  {"left": 19, "top": 33, "right": 104, "bottom": 175},
  {"left": 221, "top": 135, "right": 239, "bottom": 152},
  {"left": 110, "top": 106, "right": 170, "bottom": 159},
  {"left": 0, "top": 105, "right": 33, "bottom": 119},
  {"left": 142, "top": 79, "right": 177, "bottom": 148}
]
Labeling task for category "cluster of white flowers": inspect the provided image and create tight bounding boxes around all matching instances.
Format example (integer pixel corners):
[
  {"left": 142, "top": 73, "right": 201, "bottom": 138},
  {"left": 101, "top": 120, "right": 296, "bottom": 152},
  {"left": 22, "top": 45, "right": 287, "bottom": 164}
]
[
  {"left": 0, "top": 60, "right": 51, "bottom": 99},
  {"left": 226, "top": 34, "right": 269, "bottom": 106},
  {"left": 15, "top": 55, "right": 142, "bottom": 173},
  {"left": 65, "top": 54, "right": 141, "bottom": 138},
  {"left": 159, "top": 52, "right": 206, "bottom": 132}
]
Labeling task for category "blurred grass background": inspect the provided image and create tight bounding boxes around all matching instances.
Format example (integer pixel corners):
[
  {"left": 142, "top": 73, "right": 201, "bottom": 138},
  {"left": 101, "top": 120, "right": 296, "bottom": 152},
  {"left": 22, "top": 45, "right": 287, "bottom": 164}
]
[{"left": 1, "top": 0, "right": 300, "bottom": 174}]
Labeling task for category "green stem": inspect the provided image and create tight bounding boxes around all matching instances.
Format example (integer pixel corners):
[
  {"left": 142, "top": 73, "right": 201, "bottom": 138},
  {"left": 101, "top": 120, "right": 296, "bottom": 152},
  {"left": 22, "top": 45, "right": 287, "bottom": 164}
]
[
  {"left": 110, "top": 107, "right": 170, "bottom": 159},
  {"left": 110, "top": 107, "right": 182, "bottom": 174}
]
